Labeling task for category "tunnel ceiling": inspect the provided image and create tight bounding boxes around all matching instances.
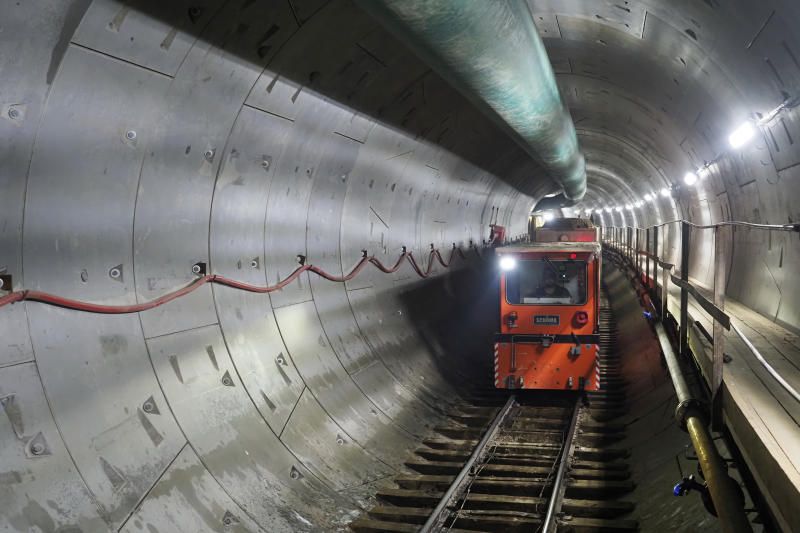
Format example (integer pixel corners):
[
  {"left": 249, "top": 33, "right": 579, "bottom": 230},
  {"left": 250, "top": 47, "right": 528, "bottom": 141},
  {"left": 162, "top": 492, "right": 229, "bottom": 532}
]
[{"left": 530, "top": 0, "right": 800, "bottom": 230}]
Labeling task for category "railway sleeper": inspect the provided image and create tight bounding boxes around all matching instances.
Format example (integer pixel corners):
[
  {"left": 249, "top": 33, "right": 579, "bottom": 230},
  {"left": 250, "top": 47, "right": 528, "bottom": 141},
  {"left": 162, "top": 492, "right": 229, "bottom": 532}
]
[
  {"left": 392, "top": 474, "right": 634, "bottom": 498},
  {"left": 421, "top": 438, "right": 630, "bottom": 460},
  {"left": 403, "top": 461, "right": 631, "bottom": 481},
  {"left": 349, "top": 517, "right": 474, "bottom": 533},
  {"left": 448, "top": 510, "right": 638, "bottom": 532},
  {"left": 412, "top": 448, "right": 630, "bottom": 471},
  {"left": 376, "top": 488, "right": 636, "bottom": 517},
  {"left": 379, "top": 477, "right": 635, "bottom": 507}
]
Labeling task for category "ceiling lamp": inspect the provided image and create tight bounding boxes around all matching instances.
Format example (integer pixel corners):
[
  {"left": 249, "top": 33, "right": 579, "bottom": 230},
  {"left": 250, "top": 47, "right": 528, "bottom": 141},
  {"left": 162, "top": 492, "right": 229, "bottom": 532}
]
[{"left": 728, "top": 121, "right": 756, "bottom": 149}]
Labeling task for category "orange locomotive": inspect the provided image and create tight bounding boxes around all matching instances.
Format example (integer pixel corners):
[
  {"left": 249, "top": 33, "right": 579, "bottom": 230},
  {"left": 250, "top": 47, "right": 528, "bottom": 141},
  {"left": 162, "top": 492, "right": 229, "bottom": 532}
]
[{"left": 494, "top": 218, "right": 602, "bottom": 391}]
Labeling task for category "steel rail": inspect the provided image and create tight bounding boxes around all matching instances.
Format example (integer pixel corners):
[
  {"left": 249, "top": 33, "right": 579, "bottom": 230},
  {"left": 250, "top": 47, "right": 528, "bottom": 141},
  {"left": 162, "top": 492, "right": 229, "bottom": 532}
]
[
  {"left": 420, "top": 394, "right": 516, "bottom": 533},
  {"left": 542, "top": 397, "right": 582, "bottom": 533}
]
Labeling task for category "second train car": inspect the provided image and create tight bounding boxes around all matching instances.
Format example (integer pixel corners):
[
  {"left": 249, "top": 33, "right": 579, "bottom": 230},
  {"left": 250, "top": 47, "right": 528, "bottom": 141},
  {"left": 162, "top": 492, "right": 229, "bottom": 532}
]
[{"left": 494, "top": 217, "right": 602, "bottom": 391}]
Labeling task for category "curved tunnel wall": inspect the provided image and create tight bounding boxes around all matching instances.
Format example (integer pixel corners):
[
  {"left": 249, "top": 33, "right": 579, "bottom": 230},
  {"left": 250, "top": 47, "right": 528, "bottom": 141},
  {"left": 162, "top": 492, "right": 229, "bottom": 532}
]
[
  {"left": 2, "top": 1, "right": 800, "bottom": 532},
  {"left": 1, "top": 1, "right": 541, "bottom": 530}
]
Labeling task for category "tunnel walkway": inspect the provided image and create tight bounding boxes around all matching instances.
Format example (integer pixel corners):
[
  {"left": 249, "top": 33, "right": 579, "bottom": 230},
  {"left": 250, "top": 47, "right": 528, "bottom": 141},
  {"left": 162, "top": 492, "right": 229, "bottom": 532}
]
[{"left": 665, "top": 282, "right": 800, "bottom": 532}]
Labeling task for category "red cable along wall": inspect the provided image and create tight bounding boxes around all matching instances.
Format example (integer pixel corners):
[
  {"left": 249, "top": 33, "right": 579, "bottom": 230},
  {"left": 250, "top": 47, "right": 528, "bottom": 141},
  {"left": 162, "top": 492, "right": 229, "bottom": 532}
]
[{"left": 0, "top": 246, "right": 478, "bottom": 314}]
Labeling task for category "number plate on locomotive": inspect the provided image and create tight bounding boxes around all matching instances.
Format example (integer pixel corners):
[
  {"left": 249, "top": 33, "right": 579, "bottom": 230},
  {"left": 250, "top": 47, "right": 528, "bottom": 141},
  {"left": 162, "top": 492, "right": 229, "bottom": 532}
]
[{"left": 534, "top": 315, "right": 560, "bottom": 326}]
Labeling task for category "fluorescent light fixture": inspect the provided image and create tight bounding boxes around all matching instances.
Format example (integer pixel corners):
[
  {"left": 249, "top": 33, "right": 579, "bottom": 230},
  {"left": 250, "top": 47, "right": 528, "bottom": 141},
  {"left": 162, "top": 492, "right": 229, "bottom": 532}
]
[
  {"left": 625, "top": 204, "right": 633, "bottom": 210},
  {"left": 643, "top": 193, "right": 653, "bottom": 202},
  {"left": 615, "top": 206, "right": 623, "bottom": 212},
  {"left": 660, "top": 187, "right": 671, "bottom": 197},
  {"left": 683, "top": 172, "right": 698, "bottom": 186},
  {"left": 728, "top": 121, "right": 756, "bottom": 149},
  {"left": 543, "top": 211, "right": 554, "bottom": 222},
  {"left": 585, "top": 208, "right": 593, "bottom": 215},
  {"left": 499, "top": 256, "right": 517, "bottom": 271},
  {"left": 604, "top": 206, "right": 612, "bottom": 213},
  {"left": 635, "top": 201, "right": 643, "bottom": 208}
]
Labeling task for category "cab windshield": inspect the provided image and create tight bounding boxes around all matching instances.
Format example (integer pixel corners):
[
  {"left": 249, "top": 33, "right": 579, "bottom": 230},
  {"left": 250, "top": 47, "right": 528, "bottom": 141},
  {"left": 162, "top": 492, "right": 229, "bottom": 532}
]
[{"left": 505, "top": 259, "right": 587, "bottom": 305}]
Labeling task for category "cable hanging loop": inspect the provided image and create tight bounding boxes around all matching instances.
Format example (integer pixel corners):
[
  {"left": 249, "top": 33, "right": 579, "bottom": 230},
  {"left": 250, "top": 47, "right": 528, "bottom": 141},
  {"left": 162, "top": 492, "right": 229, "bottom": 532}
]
[{"left": 0, "top": 244, "right": 477, "bottom": 314}]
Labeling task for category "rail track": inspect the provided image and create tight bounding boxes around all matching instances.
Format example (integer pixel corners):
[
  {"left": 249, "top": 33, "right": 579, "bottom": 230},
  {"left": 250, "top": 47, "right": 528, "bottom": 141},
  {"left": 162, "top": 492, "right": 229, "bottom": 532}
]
[{"left": 351, "top": 290, "right": 636, "bottom": 532}]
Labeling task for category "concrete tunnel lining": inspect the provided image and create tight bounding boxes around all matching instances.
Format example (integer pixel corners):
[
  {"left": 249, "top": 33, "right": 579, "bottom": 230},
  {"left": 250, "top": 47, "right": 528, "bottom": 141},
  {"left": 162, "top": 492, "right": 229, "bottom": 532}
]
[{"left": 2, "top": 0, "right": 800, "bottom": 531}]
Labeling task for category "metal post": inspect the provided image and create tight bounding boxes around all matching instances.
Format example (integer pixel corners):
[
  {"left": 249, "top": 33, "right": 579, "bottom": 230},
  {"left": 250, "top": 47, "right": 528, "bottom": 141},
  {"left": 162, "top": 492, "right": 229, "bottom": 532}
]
[
  {"left": 627, "top": 227, "right": 632, "bottom": 263},
  {"left": 645, "top": 228, "right": 651, "bottom": 290},
  {"left": 662, "top": 259, "right": 670, "bottom": 320},
  {"left": 635, "top": 228, "right": 640, "bottom": 274},
  {"left": 653, "top": 226, "right": 659, "bottom": 301},
  {"left": 680, "top": 221, "right": 691, "bottom": 356},
  {"left": 712, "top": 226, "right": 727, "bottom": 427}
]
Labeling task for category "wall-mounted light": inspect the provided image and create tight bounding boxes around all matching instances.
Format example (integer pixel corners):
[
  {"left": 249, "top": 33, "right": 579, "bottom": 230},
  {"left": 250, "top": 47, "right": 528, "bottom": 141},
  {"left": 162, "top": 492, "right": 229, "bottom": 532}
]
[
  {"left": 615, "top": 206, "right": 623, "bottom": 212},
  {"left": 625, "top": 204, "right": 633, "bottom": 210},
  {"left": 543, "top": 211, "right": 554, "bottom": 222},
  {"left": 604, "top": 206, "right": 612, "bottom": 213},
  {"left": 728, "top": 120, "right": 756, "bottom": 149},
  {"left": 635, "top": 201, "right": 643, "bottom": 208},
  {"left": 499, "top": 256, "right": 517, "bottom": 271},
  {"left": 683, "top": 172, "right": 698, "bottom": 186},
  {"left": 660, "top": 187, "right": 671, "bottom": 197},
  {"left": 643, "top": 193, "right": 653, "bottom": 202}
]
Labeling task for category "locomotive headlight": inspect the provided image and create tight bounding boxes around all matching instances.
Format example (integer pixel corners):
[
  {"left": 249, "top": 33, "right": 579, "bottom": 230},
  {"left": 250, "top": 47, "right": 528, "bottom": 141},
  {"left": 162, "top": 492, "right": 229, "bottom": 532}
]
[{"left": 499, "top": 256, "right": 517, "bottom": 271}]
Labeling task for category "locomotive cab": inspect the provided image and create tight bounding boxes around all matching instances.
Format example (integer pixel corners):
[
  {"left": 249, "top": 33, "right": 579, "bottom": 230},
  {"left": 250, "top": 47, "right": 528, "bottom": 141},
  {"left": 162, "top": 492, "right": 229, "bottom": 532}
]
[{"left": 494, "top": 219, "right": 601, "bottom": 391}]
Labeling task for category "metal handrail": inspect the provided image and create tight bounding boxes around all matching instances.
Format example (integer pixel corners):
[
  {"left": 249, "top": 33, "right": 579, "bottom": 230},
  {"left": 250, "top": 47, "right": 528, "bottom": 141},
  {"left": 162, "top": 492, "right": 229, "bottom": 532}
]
[
  {"left": 606, "top": 219, "right": 799, "bottom": 232},
  {"left": 604, "top": 232, "right": 800, "bottom": 406}
]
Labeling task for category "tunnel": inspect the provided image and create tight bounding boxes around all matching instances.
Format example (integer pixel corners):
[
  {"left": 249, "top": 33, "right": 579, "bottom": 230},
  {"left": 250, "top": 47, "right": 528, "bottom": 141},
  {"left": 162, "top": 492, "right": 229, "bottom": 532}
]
[{"left": 1, "top": 1, "right": 800, "bottom": 532}]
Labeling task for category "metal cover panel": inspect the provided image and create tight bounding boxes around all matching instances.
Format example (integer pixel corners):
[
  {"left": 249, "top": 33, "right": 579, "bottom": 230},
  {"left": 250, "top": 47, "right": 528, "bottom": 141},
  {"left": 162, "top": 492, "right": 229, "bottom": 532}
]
[
  {"left": 273, "top": 301, "right": 416, "bottom": 466},
  {"left": 0, "top": 363, "right": 108, "bottom": 532},
  {"left": 146, "top": 324, "right": 358, "bottom": 531},
  {"left": 72, "top": 0, "right": 223, "bottom": 77},
  {"left": 279, "top": 388, "right": 393, "bottom": 491},
  {"left": 120, "top": 445, "right": 265, "bottom": 533},
  {"left": 27, "top": 307, "right": 186, "bottom": 526}
]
